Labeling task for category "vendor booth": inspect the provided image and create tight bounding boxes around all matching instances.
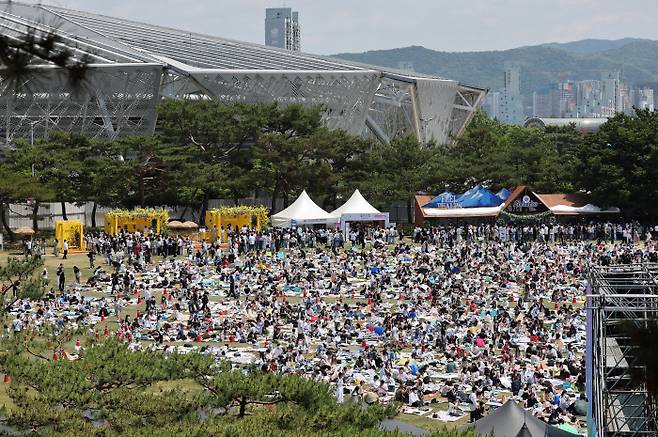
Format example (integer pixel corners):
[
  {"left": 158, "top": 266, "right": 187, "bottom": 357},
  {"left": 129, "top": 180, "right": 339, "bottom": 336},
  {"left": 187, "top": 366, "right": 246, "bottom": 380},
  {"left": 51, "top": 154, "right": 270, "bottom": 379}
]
[
  {"left": 204, "top": 206, "right": 268, "bottom": 241},
  {"left": 55, "top": 220, "right": 85, "bottom": 252},
  {"left": 330, "top": 189, "right": 389, "bottom": 235},
  {"left": 500, "top": 186, "right": 620, "bottom": 220},
  {"left": 499, "top": 186, "right": 552, "bottom": 220},
  {"left": 416, "top": 184, "right": 620, "bottom": 225},
  {"left": 104, "top": 209, "right": 168, "bottom": 236},
  {"left": 271, "top": 190, "right": 338, "bottom": 228},
  {"left": 415, "top": 185, "right": 505, "bottom": 225}
]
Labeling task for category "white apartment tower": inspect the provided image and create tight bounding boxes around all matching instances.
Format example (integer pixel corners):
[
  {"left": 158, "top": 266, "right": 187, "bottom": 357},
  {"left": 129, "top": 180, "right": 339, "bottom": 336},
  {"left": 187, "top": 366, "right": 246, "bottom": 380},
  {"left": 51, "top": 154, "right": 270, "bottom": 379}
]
[
  {"left": 500, "top": 64, "right": 524, "bottom": 124},
  {"left": 601, "top": 72, "right": 622, "bottom": 116}
]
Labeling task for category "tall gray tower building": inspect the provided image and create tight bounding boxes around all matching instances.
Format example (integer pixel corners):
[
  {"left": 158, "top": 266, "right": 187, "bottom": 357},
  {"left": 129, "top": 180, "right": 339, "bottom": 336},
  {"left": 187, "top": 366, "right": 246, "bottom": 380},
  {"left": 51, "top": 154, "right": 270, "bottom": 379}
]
[{"left": 265, "top": 8, "right": 300, "bottom": 51}]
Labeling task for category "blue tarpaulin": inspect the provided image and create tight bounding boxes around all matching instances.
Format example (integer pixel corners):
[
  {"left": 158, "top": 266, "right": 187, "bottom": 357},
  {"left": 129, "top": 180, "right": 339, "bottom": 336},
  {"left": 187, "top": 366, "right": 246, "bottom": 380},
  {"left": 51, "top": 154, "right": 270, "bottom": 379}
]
[
  {"left": 457, "top": 185, "right": 504, "bottom": 208},
  {"left": 422, "top": 192, "right": 458, "bottom": 208},
  {"left": 497, "top": 188, "right": 512, "bottom": 201}
]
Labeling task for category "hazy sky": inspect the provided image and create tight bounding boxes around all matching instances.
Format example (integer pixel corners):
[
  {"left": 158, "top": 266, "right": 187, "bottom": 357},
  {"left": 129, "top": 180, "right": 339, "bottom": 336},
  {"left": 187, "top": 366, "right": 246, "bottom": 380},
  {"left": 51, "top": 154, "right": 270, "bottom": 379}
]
[{"left": 21, "top": 0, "right": 658, "bottom": 54}]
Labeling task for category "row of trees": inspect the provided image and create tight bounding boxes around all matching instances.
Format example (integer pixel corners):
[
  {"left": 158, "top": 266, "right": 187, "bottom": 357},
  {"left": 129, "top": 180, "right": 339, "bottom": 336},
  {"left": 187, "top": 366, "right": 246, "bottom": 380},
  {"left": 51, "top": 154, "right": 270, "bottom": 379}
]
[
  {"left": 0, "top": 102, "right": 657, "bottom": 234},
  {"left": 2, "top": 11, "right": 658, "bottom": 225}
]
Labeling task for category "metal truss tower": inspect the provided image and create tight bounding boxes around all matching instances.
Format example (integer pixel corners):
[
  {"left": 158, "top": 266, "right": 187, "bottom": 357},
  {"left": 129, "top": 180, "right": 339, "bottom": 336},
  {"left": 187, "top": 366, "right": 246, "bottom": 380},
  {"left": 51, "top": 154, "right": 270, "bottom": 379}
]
[{"left": 588, "top": 264, "right": 658, "bottom": 437}]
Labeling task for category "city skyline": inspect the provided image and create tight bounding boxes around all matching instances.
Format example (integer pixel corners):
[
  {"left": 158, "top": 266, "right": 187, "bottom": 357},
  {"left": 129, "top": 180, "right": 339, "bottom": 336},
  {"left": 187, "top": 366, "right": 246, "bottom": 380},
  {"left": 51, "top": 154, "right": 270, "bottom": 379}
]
[
  {"left": 12, "top": 0, "right": 658, "bottom": 55},
  {"left": 483, "top": 66, "right": 656, "bottom": 123}
]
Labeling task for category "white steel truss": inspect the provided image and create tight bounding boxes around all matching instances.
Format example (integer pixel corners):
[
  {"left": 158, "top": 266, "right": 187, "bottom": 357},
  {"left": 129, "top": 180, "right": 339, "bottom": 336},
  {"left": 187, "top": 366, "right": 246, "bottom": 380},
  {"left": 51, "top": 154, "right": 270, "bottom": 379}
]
[
  {"left": 588, "top": 264, "right": 658, "bottom": 437},
  {"left": 0, "top": 2, "right": 486, "bottom": 144}
]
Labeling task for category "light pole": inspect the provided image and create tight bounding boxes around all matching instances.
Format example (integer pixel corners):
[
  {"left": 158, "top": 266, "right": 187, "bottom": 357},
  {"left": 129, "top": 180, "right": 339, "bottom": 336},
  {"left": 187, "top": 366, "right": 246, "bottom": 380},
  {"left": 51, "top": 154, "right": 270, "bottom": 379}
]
[{"left": 27, "top": 119, "right": 40, "bottom": 146}]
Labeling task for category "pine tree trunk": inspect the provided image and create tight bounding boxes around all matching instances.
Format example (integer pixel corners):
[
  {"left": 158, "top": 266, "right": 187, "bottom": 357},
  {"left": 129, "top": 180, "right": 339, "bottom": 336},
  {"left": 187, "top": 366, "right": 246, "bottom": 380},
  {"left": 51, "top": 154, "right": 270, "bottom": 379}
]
[
  {"left": 91, "top": 201, "right": 97, "bottom": 228},
  {"left": 239, "top": 396, "right": 247, "bottom": 418},
  {"left": 178, "top": 187, "right": 198, "bottom": 220},
  {"left": 139, "top": 176, "right": 145, "bottom": 208},
  {"left": 31, "top": 201, "right": 40, "bottom": 232},
  {"left": 271, "top": 183, "right": 279, "bottom": 212},
  {"left": 60, "top": 200, "right": 68, "bottom": 220},
  {"left": 1, "top": 203, "right": 15, "bottom": 242},
  {"left": 199, "top": 192, "right": 210, "bottom": 225},
  {"left": 406, "top": 197, "right": 412, "bottom": 224}
]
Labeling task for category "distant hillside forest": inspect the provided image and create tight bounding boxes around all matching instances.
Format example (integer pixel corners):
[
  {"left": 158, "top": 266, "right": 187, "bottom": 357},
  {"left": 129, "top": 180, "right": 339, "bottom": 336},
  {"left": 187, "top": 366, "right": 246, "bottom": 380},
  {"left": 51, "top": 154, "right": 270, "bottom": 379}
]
[{"left": 334, "top": 38, "right": 658, "bottom": 92}]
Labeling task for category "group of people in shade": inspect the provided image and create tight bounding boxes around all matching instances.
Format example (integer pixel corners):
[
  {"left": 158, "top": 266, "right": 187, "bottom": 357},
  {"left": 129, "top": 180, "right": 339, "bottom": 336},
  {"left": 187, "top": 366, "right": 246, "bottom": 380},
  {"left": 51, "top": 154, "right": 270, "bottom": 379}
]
[{"left": 11, "top": 220, "right": 654, "bottom": 432}]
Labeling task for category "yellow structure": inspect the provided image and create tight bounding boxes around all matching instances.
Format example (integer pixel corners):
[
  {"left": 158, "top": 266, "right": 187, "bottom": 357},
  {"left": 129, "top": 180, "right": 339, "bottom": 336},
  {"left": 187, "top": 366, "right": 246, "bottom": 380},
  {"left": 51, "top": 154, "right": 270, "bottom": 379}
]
[
  {"left": 104, "top": 209, "right": 168, "bottom": 236},
  {"left": 204, "top": 206, "right": 268, "bottom": 241},
  {"left": 55, "top": 220, "right": 85, "bottom": 252}
]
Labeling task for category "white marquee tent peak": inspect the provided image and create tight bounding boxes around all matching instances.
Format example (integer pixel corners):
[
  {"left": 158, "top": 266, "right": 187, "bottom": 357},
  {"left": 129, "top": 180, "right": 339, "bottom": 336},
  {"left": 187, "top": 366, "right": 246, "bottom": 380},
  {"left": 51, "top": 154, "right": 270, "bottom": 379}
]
[
  {"left": 271, "top": 190, "right": 337, "bottom": 228},
  {"left": 331, "top": 190, "right": 390, "bottom": 234},
  {"left": 331, "top": 189, "right": 382, "bottom": 217}
]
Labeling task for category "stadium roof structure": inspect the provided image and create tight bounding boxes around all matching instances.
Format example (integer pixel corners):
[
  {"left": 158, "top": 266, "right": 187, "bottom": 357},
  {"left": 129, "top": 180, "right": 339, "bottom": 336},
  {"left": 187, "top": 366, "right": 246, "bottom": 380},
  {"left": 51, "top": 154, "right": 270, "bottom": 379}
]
[{"left": 0, "top": 2, "right": 487, "bottom": 145}]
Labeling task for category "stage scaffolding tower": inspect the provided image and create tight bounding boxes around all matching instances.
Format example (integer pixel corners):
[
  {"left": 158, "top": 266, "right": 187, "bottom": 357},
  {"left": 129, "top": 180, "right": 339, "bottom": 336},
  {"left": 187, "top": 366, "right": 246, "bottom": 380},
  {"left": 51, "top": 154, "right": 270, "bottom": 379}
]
[{"left": 588, "top": 264, "right": 658, "bottom": 437}]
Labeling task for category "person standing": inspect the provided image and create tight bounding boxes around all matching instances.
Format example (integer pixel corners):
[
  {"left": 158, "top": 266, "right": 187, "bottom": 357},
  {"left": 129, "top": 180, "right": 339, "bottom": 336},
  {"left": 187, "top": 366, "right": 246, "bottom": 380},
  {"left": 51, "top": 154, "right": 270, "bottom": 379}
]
[
  {"left": 56, "top": 264, "right": 65, "bottom": 293},
  {"left": 469, "top": 389, "right": 482, "bottom": 422},
  {"left": 335, "top": 370, "right": 345, "bottom": 404},
  {"left": 73, "top": 266, "right": 81, "bottom": 286},
  {"left": 53, "top": 239, "right": 59, "bottom": 258},
  {"left": 62, "top": 240, "right": 69, "bottom": 259},
  {"left": 41, "top": 268, "right": 49, "bottom": 287},
  {"left": 87, "top": 249, "right": 95, "bottom": 269}
]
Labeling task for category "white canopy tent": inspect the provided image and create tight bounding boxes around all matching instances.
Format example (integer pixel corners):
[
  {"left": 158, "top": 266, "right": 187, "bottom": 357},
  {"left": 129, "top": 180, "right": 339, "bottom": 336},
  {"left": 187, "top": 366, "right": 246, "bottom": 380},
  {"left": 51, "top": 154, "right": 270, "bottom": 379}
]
[
  {"left": 331, "top": 190, "right": 390, "bottom": 234},
  {"left": 549, "top": 204, "right": 621, "bottom": 215},
  {"left": 271, "top": 190, "right": 338, "bottom": 228}
]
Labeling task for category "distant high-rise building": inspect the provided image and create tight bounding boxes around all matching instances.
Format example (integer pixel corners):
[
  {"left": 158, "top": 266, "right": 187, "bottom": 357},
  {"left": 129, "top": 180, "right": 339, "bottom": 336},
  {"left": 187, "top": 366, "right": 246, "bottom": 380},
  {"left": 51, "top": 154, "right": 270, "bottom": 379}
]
[
  {"left": 533, "top": 89, "right": 559, "bottom": 118},
  {"left": 601, "top": 72, "right": 622, "bottom": 116},
  {"left": 634, "top": 87, "right": 655, "bottom": 111},
  {"left": 504, "top": 64, "right": 520, "bottom": 95},
  {"left": 500, "top": 64, "right": 524, "bottom": 124},
  {"left": 265, "top": 8, "right": 300, "bottom": 51},
  {"left": 482, "top": 91, "right": 502, "bottom": 119},
  {"left": 558, "top": 81, "right": 577, "bottom": 117},
  {"left": 575, "top": 80, "right": 602, "bottom": 117}
]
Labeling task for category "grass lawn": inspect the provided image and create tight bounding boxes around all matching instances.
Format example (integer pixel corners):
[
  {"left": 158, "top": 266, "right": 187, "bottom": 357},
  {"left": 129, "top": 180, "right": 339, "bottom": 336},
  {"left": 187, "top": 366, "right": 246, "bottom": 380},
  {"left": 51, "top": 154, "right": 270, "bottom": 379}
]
[{"left": 395, "top": 412, "right": 469, "bottom": 432}]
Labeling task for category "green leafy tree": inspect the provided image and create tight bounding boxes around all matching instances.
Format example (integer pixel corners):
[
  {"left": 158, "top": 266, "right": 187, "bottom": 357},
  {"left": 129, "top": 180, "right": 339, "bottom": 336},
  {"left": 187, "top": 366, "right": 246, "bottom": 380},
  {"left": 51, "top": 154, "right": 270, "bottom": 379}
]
[
  {"left": 10, "top": 132, "right": 92, "bottom": 220},
  {"left": 0, "top": 338, "right": 427, "bottom": 436},
  {"left": 366, "top": 135, "right": 434, "bottom": 220},
  {"left": 110, "top": 136, "right": 186, "bottom": 209},
  {"left": 312, "top": 128, "right": 376, "bottom": 210},
  {"left": 0, "top": 152, "right": 54, "bottom": 238},
  {"left": 448, "top": 111, "right": 579, "bottom": 193},
  {"left": 576, "top": 109, "right": 658, "bottom": 218},
  {"left": 0, "top": 257, "right": 44, "bottom": 320}
]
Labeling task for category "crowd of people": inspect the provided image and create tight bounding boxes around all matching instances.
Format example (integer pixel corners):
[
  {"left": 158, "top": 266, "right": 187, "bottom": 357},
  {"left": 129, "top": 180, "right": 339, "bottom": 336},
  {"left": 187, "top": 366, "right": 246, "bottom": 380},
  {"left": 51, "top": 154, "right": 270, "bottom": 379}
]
[{"left": 9, "top": 220, "right": 654, "bottom": 433}]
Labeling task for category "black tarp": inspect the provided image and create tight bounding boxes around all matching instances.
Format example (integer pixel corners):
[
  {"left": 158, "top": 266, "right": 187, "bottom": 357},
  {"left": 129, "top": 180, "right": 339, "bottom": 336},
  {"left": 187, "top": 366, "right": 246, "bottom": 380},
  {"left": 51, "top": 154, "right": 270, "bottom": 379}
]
[{"left": 468, "top": 400, "right": 576, "bottom": 437}]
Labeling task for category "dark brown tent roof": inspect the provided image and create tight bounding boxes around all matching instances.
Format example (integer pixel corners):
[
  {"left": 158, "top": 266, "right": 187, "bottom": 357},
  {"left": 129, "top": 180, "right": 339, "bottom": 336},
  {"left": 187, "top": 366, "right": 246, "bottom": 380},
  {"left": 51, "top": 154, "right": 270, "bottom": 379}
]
[{"left": 469, "top": 400, "right": 576, "bottom": 437}]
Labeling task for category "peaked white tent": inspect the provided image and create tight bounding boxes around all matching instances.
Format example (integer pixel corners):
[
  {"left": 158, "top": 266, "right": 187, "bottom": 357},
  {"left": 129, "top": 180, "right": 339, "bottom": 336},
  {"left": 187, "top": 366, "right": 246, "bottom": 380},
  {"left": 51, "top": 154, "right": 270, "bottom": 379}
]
[
  {"left": 331, "top": 190, "right": 390, "bottom": 232},
  {"left": 271, "top": 190, "right": 338, "bottom": 228},
  {"left": 331, "top": 189, "right": 382, "bottom": 217}
]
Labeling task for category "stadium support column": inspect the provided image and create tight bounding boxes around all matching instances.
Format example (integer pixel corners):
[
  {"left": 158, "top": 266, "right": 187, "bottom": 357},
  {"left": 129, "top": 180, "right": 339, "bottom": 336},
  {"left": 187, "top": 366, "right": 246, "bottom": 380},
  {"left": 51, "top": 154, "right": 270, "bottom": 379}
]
[
  {"left": 95, "top": 95, "right": 116, "bottom": 140},
  {"left": 365, "top": 116, "right": 390, "bottom": 144},
  {"left": 409, "top": 83, "right": 422, "bottom": 140}
]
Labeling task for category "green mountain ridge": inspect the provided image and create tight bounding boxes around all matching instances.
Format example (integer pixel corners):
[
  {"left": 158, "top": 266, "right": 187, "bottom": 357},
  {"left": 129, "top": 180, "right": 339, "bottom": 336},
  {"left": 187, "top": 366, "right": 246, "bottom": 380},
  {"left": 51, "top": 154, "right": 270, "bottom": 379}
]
[
  {"left": 333, "top": 39, "right": 658, "bottom": 94},
  {"left": 540, "top": 38, "right": 651, "bottom": 55}
]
